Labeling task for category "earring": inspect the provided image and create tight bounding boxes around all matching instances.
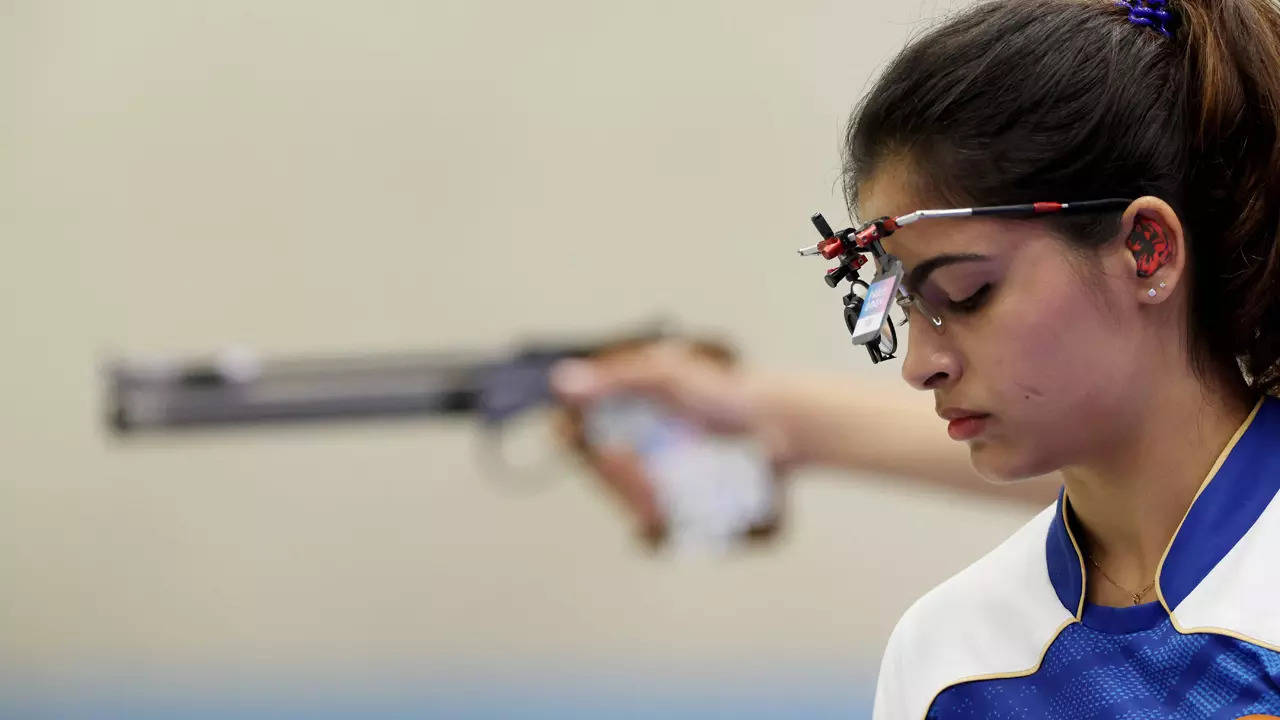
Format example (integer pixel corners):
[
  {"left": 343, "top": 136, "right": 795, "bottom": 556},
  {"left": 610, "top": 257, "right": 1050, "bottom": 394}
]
[
  {"left": 1159, "top": 281, "right": 1167, "bottom": 288},
  {"left": 1148, "top": 289, "right": 1158, "bottom": 297}
]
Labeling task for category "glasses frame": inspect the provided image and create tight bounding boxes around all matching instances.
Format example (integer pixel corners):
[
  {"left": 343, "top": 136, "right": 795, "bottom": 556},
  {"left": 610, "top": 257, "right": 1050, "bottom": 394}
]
[{"left": 799, "top": 198, "right": 1134, "bottom": 363}]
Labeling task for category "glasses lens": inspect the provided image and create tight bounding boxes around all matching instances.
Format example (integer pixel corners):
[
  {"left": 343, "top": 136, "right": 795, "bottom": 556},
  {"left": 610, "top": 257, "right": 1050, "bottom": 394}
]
[
  {"left": 876, "top": 318, "right": 898, "bottom": 356},
  {"left": 843, "top": 281, "right": 869, "bottom": 337},
  {"left": 899, "top": 292, "right": 944, "bottom": 331}
]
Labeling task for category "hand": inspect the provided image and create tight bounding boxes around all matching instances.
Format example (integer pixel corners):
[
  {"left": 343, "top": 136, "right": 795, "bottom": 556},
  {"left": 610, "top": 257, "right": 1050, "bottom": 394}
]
[{"left": 549, "top": 339, "right": 790, "bottom": 546}]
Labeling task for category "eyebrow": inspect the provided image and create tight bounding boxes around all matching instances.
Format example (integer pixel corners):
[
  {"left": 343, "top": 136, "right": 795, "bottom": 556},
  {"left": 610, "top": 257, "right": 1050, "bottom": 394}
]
[{"left": 904, "top": 253, "right": 990, "bottom": 292}]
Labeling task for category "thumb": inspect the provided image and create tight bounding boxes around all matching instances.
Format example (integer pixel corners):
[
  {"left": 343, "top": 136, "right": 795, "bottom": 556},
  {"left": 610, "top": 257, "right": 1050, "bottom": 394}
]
[
  {"left": 551, "top": 341, "right": 694, "bottom": 405},
  {"left": 549, "top": 358, "right": 603, "bottom": 403}
]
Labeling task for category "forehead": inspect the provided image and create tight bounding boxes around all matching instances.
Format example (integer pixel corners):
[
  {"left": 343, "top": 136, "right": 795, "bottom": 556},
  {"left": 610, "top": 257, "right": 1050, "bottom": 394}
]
[
  {"left": 856, "top": 161, "right": 928, "bottom": 221},
  {"left": 858, "top": 166, "right": 1016, "bottom": 263}
]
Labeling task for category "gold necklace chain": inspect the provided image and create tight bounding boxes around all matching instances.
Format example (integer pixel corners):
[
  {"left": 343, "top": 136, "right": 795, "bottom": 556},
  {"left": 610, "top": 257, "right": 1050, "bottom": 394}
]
[{"left": 1086, "top": 553, "right": 1155, "bottom": 606}]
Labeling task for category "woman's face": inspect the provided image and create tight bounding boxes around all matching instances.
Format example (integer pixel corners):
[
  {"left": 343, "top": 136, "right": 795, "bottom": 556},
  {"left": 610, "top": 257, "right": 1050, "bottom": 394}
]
[{"left": 861, "top": 166, "right": 1153, "bottom": 481}]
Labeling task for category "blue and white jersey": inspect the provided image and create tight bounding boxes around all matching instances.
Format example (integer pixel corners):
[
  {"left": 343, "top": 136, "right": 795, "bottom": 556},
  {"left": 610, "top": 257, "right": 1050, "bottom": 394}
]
[{"left": 873, "top": 396, "right": 1280, "bottom": 720}]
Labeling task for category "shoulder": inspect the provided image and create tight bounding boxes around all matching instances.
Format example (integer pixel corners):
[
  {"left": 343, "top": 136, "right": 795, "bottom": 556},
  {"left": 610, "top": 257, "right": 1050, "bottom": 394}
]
[
  {"left": 872, "top": 501, "right": 1075, "bottom": 720},
  {"left": 1164, "top": 395, "right": 1280, "bottom": 649},
  {"left": 1171, "top": 478, "right": 1280, "bottom": 648}
]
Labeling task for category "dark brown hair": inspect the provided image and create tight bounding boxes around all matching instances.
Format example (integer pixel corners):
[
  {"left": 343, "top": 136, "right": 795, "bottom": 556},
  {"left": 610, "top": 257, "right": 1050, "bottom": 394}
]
[{"left": 844, "top": 0, "right": 1280, "bottom": 393}]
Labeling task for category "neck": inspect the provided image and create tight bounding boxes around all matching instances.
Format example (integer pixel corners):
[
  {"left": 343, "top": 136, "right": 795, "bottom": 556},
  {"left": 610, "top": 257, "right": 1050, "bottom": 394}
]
[{"left": 1061, "top": 366, "right": 1256, "bottom": 607}]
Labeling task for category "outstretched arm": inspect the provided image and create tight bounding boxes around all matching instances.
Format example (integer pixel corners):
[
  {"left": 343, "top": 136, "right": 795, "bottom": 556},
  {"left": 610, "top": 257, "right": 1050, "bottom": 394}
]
[{"left": 552, "top": 341, "right": 1058, "bottom": 540}]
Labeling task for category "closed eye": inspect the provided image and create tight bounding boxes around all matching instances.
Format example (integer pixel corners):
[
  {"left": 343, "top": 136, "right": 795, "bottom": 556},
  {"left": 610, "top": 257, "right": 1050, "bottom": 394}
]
[{"left": 948, "top": 283, "right": 993, "bottom": 314}]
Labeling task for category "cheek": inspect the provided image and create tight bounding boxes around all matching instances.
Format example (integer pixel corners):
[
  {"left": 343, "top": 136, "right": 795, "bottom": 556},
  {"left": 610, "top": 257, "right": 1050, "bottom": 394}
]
[
  {"left": 995, "top": 271, "right": 1130, "bottom": 393},
  {"left": 982, "top": 282, "right": 1098, "bottom": 398},
  {"left": 968, "top": 277, "right": 1132, "bottom": 467}
]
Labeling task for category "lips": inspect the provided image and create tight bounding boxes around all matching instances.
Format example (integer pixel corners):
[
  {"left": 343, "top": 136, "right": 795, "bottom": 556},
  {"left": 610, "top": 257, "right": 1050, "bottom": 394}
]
[
  {"left": 947, "top": 415, "right": 989, "bottom": 441},
  {"left": 938, "top": 408, "right": 991, "bottom": 441}
]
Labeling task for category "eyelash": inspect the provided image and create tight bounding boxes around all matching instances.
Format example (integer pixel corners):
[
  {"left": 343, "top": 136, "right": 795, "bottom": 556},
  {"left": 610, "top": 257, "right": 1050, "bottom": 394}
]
[{"left": 948, "top": 283, "right": 993, "bottom": 314}]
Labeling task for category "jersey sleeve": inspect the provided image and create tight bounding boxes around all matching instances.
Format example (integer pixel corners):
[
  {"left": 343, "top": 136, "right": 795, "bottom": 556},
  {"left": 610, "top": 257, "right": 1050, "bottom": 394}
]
[{"left": 872, "top": 602, "right": 920, "bottom": 720}]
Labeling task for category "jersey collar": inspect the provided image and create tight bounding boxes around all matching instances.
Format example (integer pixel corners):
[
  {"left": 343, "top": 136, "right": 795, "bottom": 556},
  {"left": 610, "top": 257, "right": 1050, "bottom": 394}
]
[{"left": 1045, "top": 396, "right": 1280, "bottom": 617}]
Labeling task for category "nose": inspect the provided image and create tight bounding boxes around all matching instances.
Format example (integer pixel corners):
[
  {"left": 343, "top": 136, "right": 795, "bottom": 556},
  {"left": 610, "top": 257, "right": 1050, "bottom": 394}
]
[{"left": 901, "top": 308, "right": 961, "bottom": 391}]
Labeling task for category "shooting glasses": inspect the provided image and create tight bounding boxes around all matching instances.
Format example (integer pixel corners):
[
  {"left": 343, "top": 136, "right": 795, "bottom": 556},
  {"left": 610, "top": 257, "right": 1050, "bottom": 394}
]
[{"left": 798, "top": 198, "right": 1134, "bottom": 363}]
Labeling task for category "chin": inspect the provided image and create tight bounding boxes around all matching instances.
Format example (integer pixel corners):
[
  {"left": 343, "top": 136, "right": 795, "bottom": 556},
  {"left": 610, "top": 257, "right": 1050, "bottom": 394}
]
[{"left": 969, "top": 440, "right": 1055, "bottom": 483}]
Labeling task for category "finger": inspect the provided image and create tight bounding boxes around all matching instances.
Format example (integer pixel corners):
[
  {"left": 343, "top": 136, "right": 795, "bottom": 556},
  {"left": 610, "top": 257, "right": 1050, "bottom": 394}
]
[
  {"left": 554, "top": 402, "right": 668, "bottom": 544},
  {"left": 548, "top": 358, "right": 603, "bottom": 403},
  {"left": 586, "top": 446, "right": 666, "bottom": 541},
  {"left": 552, "top": 343, "right": 691, "bottom": 404},
  {"left": 550, "top": 406, "right": 589, "bottom": 455}
]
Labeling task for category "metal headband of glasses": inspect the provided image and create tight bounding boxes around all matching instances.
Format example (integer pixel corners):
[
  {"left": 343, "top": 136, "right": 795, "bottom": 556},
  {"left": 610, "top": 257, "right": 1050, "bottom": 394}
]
[{"left": 797, "top": 198, "right": 1134, "bottom": 363}]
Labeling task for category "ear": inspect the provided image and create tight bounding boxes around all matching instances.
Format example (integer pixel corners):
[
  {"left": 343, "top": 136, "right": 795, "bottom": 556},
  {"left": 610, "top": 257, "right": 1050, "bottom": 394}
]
[{"left": 1110, "top": 196, "right": 1186, "bottom": 305}]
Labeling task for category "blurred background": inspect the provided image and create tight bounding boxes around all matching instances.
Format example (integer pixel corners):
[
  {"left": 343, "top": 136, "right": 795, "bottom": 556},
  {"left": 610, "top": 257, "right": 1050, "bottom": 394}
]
[{"left": 3, "top": 0, "right": 1042, "bottom": 716}]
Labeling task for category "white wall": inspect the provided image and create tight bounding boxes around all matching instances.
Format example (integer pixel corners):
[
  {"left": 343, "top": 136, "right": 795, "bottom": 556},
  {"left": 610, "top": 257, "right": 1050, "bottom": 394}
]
[{"left": 3, "top": 1, "right": 1039, "bottom": 716}]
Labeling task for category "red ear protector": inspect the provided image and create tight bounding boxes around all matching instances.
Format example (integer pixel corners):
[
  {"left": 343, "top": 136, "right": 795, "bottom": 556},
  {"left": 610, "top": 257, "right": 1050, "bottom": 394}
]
[{"left": 1127, "top": 216, "right": 1173, "bottom": 278}]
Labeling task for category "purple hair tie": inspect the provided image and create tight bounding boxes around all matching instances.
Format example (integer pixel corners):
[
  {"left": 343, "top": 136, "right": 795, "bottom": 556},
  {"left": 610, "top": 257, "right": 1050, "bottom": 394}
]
[{"left": 1116, "top": 0, "right": 1175, "bottom": 38}]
